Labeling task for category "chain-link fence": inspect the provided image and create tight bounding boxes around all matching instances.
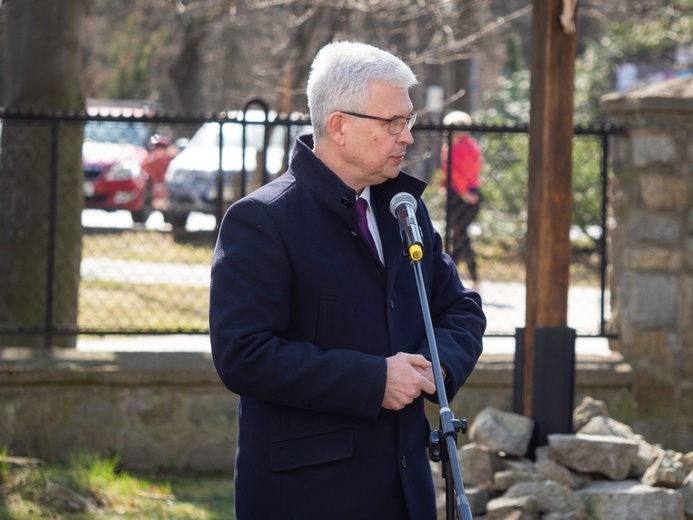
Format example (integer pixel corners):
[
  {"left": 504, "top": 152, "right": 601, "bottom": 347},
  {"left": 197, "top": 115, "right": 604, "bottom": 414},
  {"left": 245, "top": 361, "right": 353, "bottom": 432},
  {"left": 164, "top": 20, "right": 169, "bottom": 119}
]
[
  {"left": 405, "top": 121, "right": 611, "bottom": 339},
  {"left": 0, "top": 106, "right": 613, "bottom": 345}
]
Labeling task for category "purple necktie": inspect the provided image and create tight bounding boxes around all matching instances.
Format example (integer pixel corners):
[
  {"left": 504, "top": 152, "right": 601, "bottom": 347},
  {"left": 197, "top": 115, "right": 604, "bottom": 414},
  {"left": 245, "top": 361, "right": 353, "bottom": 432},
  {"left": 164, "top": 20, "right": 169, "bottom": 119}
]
[{"left": 356, "top": 198, "right": 378, "bottom": 256}]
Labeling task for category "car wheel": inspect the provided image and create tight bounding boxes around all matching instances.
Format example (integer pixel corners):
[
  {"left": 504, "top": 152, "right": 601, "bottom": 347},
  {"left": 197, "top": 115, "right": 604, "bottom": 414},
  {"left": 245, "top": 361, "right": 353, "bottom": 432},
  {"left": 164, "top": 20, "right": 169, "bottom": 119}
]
[
  {"left": 163, "top": 212, "right": 189, "bottom": 232},
  {"left": 131, "top": 182, "right": 153, "bottom": 223}
]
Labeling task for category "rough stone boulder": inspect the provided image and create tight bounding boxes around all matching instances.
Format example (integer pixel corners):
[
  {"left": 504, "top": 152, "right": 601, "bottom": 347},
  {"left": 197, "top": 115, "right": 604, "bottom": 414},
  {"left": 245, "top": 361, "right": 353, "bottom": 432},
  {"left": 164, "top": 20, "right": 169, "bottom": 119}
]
[
  {"left": 548, "top": 433, "right": 639, "bottom": 480},
  {"left": 502, "top": 480, "right": 585, "bottom": 516},
  {"left": 642, "top": 447, "right": 689, "bottom": 488},
  {"left": 431, "top": 400, "right": 692, "bottom": 519},
  {"left": 680, "top": 471, "right": 693, "bottom": 519},
  {"left": 469, "top": 407, "right": 534, "bottom": 457},
  {"left": 457, "top": 442, "right": 494, "bottom": 488},
  {"left": 577, "top": 415, "right": 654, "bottom": 476},
  {"left": 577, "top": 480, "right": 684, "bottom": 520},
  {"left": 485, "top": 495, "right": 538, "bottom": 520},
  {"left": 572, "top": 396, "right": 609, "bottom": 432}
]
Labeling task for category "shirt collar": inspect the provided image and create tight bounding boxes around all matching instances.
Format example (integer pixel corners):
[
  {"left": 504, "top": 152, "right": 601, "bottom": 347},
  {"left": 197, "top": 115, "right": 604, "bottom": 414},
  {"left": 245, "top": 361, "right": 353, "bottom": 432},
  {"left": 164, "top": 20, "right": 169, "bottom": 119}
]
[{"left": 358, "top": 186, "right": 373, "bottom": 209}]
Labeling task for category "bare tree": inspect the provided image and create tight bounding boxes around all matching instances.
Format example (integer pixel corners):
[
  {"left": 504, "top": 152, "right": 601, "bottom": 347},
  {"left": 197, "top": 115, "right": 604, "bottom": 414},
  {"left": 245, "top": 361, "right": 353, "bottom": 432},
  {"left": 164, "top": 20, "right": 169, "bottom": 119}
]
[
  {"left": 168, "top": 0, "right": 238, "bottom": 113},
  {"left": 234, "top": 0, "right": 533, "bottom": 115},
  {"left": 76, "top": 0, "right": 536, "bottom": 117},
  {"left": 0, "top": 0, "right": 90, "bottom": 348},
  {"left": 77, "top": 0, "right": 686, "bottom": 118}
]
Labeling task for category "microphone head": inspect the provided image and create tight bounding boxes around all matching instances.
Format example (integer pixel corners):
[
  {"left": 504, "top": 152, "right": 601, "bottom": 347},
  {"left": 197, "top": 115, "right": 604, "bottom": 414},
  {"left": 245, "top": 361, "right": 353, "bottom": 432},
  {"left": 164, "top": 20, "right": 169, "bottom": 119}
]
[{"left": 389, "top": 192, "right": 417, "bottom": 217}]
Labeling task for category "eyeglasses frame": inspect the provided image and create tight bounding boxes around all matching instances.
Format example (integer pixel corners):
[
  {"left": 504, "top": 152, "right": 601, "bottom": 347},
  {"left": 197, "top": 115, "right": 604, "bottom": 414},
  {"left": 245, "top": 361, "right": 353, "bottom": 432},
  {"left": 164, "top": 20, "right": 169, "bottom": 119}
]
[{"left": 340, "top": 111, "right": 417, "bottom": 135}]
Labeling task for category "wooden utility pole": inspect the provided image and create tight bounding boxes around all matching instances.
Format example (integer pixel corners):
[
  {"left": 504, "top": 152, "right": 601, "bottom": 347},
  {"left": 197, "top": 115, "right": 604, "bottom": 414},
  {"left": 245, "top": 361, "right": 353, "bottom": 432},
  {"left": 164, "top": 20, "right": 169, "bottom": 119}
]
[{"left": 521, "top": 0, "right": 578, "bottom": 418}]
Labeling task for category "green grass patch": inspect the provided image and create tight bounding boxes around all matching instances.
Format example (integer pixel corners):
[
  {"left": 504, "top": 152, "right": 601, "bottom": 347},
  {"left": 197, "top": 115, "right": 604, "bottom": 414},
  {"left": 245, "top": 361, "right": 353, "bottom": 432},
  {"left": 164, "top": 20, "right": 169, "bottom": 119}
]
[
  {"left": 79, "top": 230, "right": 212, "bottom": 332},
  {"left": 78, "top": 280, "right": 209, "bottom": 332},
  {"left": 0, "top": 452, "right": 234, "bottom": 519},
  {"left": 83, "top": 230, "right": 215, "bottom": 265}
]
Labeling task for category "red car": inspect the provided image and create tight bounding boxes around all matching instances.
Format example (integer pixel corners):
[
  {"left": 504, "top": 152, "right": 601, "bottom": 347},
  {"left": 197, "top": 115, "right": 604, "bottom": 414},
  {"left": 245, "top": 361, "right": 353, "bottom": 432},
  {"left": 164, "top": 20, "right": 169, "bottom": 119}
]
[{"left": 82, "top": 120, "right": 177, "bottom": 223}]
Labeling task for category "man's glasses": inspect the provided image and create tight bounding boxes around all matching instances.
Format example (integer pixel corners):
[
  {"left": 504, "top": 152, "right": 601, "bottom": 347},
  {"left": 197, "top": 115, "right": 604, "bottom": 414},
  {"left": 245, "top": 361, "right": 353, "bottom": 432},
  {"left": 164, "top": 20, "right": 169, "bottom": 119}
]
[{"left": 341, "top": 111, "right": 417, "bottom": 135}]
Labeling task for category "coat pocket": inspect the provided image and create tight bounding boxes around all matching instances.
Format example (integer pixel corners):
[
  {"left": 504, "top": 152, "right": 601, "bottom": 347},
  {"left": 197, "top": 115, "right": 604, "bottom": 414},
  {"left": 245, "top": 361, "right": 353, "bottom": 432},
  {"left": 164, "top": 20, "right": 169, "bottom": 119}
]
[{"left": 270, "top": 426, "right": 354, "bottom": 472}]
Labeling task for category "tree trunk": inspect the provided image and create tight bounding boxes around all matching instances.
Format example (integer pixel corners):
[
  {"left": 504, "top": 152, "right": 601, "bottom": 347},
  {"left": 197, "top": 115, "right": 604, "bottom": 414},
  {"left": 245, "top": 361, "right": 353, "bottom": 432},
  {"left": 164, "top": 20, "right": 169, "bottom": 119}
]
[
  {"left": 169, "top": 22, "right": 204, "bottom": 114},
  {"left": 0, "top": 0, "right": 90, "bottom": 348}
]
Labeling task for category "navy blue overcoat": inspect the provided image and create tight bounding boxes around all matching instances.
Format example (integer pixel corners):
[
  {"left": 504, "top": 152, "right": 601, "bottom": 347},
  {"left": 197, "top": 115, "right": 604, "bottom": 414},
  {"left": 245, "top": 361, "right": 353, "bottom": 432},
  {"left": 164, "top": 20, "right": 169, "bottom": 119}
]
[{"left": 210, "top": 135, "right": 486, "bottom": 519}]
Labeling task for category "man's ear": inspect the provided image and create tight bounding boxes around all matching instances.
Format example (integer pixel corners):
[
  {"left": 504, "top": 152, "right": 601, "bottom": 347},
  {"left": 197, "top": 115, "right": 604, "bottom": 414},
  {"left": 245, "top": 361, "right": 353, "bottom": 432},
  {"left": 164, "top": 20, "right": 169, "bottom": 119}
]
[{"left": 325, "top": 112, "right": 347, "bottom": 146}]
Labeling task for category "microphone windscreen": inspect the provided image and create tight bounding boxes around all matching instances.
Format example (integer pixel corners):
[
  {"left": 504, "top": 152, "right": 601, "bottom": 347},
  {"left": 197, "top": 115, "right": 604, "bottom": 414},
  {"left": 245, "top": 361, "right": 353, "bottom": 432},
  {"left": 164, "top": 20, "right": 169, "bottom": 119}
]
[{"left": 389, "top": 192, "right": 417, "bottom": 217}]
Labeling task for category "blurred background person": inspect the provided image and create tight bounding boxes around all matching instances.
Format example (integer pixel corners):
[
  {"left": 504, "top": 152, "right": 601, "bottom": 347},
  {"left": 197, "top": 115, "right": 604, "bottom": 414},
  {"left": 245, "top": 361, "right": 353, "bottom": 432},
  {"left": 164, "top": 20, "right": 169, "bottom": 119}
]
[
  {"left": 441, "top": 110, "right": 483, "bottom": 291},
  {"left": 141, "top": 134, "right": 178, "bottom": 214}
]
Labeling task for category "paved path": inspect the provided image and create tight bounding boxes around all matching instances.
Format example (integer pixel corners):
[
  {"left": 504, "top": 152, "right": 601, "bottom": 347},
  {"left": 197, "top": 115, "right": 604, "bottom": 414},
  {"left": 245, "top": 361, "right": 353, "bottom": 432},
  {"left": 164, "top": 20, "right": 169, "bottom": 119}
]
[
  {"left": 81, "top": 258, "right": 211, "bottom": 287},
  {"left": 475, "top": 280, "right": 610, "bottom": 337}
]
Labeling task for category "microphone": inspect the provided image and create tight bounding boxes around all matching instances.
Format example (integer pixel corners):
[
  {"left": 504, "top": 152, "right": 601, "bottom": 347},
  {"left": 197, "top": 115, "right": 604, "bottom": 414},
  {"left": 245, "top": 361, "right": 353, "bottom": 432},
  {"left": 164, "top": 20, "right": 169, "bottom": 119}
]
[{"left": 389, "top": 192, "right": 424, "bottom": 261}]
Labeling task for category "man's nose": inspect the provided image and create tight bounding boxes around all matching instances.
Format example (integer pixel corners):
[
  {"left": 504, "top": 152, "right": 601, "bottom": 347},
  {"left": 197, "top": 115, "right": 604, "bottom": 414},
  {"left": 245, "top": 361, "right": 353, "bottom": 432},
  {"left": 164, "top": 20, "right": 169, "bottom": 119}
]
[{"left": 397, "top": 125, "right": 414, "bottom": 145}]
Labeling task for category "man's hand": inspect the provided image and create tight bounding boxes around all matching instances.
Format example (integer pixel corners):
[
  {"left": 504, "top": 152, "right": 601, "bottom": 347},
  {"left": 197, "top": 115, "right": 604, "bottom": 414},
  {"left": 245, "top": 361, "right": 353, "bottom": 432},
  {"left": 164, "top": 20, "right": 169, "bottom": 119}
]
[{"left": 381, "top": 352, "right": 436, "bottom": 410}]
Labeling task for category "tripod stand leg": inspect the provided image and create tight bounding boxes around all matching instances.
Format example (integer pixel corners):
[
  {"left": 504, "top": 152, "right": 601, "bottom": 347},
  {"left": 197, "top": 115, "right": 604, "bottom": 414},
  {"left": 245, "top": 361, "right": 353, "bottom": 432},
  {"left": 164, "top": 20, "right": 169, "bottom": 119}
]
[
  {"left": 444, "top": 459, "right": 456, "bottom": 520},
  {"left": 441, "top": 433, "right": 473, "bottom": 520}
]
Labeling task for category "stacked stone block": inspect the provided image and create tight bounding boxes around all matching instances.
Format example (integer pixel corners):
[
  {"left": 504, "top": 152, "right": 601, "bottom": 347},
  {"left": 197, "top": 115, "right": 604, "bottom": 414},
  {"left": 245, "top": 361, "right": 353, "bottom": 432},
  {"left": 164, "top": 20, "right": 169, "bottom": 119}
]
[{"left": 601, "top": 76, "right": 693, "bottom": 451}]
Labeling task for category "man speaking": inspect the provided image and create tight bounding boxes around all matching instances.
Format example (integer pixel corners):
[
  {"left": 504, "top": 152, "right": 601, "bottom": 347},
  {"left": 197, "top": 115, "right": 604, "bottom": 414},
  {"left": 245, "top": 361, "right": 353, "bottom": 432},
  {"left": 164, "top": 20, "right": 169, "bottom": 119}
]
[{"left": 210, "top": 40, "right": 486, "bottom": 520}]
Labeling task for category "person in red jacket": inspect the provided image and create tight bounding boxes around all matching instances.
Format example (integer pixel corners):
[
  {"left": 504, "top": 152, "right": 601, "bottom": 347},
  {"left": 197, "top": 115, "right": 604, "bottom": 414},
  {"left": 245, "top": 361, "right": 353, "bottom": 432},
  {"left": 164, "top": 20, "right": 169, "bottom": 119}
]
[
  {"left": 441, "top": 110, "right": 483, "bottom": 291},
  {"left": 140, "top": 135, "right": 178, "bottom": 212}
]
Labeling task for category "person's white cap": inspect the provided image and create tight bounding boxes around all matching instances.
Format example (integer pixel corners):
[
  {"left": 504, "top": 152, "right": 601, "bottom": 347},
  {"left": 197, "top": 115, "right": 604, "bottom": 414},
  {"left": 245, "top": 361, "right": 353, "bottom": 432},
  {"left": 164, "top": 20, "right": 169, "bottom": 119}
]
[{"left": 443, "top": 110, "right": 472, "bottom": 126}]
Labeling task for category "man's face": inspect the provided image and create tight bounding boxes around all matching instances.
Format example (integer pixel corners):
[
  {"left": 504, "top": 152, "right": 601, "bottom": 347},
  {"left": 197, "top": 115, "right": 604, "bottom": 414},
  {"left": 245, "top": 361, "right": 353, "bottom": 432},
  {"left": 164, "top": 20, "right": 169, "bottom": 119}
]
[{"left": 341, "top": 82, "right": 415, "bottom": 191}]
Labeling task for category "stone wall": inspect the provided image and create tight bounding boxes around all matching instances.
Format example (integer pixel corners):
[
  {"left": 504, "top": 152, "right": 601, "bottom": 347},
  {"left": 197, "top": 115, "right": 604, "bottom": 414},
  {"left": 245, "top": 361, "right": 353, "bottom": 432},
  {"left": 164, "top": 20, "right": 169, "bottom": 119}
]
[
  {"left": 0, "top": 350, "right": 235, "bottom": 473},
  {"left": 601, "top": 75, "right": 693, "bottom": 452},
  {"left": 0, "top": 348, "right": 632, "bottom": 473}
]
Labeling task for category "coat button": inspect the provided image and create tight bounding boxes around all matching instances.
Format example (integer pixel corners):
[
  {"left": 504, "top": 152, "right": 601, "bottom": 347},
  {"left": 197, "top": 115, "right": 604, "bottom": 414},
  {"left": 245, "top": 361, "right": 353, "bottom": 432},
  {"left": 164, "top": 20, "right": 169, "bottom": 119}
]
[
  {"left": 401, "top": 455, "right": 407, "bottom": 468},
  {"left": 340, "top": 196, "right": 351, "bottom": 208}
]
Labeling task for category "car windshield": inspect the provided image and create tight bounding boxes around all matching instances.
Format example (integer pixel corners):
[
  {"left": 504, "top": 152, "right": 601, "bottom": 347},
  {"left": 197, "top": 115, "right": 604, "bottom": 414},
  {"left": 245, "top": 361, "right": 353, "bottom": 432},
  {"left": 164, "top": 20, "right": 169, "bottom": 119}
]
[
  {"left": 84, "top": 121, "right": 152, "bottom": 147},
  {"left": 190, "top": 119, "right": 286, "bottom": 151}
]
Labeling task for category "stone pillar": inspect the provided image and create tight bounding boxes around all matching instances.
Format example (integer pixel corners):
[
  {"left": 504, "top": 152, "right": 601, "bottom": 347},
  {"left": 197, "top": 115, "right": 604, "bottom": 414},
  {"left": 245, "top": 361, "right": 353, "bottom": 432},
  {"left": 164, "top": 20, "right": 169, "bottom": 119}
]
[{"left": 601, "top": 76, "right": 693, "bottom": 452}]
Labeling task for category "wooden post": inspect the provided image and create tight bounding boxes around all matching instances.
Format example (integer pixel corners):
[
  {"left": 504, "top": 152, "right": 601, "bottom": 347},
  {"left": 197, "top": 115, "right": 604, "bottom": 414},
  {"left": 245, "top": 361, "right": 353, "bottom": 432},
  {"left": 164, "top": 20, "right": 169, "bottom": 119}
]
[{"left": 522, "top": 0, "right": 578, "bottom": 416}]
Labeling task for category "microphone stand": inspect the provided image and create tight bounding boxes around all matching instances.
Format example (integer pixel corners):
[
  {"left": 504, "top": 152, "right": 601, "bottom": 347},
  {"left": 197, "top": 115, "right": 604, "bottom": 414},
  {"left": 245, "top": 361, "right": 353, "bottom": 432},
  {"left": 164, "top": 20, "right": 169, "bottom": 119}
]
[{"left": 409, "top": 257, "right": 472, "bottom": 520}]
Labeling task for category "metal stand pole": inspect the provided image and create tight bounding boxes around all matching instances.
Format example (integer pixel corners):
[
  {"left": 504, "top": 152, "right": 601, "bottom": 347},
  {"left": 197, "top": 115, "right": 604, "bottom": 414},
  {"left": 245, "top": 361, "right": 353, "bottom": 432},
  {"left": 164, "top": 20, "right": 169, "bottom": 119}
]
[{"left": 411, "top": 259, "right": 472, "bottom": 520}]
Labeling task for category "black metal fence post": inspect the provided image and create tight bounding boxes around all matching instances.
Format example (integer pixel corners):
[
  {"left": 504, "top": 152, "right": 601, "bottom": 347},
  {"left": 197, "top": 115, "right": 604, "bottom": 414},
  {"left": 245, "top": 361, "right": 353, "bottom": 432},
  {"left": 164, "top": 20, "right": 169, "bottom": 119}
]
[{"left": 44, "top": 119, "right": 60, "bottom": 349}]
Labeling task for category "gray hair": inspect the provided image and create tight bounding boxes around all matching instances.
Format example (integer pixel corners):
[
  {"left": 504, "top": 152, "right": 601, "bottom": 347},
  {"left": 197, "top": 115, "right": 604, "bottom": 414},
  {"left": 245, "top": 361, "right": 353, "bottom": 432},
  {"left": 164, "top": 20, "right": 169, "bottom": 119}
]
[{"left": 307, "top": 41, "right": 418, "bottom": 140}]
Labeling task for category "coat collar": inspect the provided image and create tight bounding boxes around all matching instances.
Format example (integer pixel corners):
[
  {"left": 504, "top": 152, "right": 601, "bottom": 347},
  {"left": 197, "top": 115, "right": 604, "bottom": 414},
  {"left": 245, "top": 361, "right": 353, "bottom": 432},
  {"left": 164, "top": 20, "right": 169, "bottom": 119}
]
[
  {"left": 289, "top": 135, "right": 428, "bottom": 271},
  {"left": 290, "top": 134, "right": 427, "bottom": 215}
]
